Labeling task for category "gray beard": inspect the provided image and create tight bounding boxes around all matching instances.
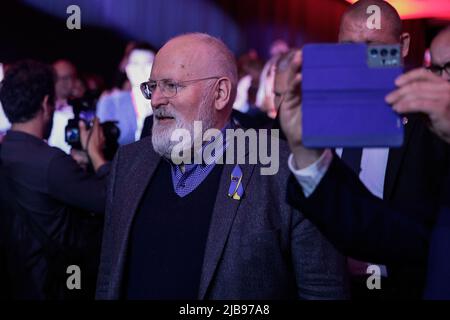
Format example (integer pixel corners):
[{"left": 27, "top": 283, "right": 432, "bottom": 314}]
[{"left": 151, "top": 108, "right": 216, "bottom": 161}]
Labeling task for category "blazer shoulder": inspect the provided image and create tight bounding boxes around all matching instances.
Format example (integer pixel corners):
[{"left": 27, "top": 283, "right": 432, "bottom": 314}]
[
  {"left": 120, "top": 135, "right": 152, "bottom": 153},
  {"left": 249, "top": 130, "right": 292, "bottom": 182},
  {"left": 114, "top": 136, "right": 156, "bottom": 168}
]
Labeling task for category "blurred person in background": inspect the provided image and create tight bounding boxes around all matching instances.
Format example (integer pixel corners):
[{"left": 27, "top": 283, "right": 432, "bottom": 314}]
[
  {"left": 256, "top": 39, "right": 290, "bottom": 119},
  {"left": 47, "top": 59, "right": 77, "bottom": 154},
  {"left": 233, "top": 50, "right": 263, "bottom": 113},
  {"left": 96, "top": 42, "right": 155, "bottom": 145},
  {"left": 0, "top": 63, "right": 10, "bottom": 142}
]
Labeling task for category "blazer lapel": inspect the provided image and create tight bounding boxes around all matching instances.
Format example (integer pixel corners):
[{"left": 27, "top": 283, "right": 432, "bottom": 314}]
[
  {"left": 384, "top": 115, "right": 417, "bottom": 200},
  {"left": 198, "top": 160, "right": 256, "bottom": 299}
]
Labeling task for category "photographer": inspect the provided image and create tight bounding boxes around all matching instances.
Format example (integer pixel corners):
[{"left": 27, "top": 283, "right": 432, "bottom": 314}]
[{"left": 0, "top": 60, "right": 108, "bottom": 299}]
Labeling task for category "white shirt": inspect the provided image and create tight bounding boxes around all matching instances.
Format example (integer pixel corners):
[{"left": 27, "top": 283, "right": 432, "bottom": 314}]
[
  {"left": 335, "top": 148, "right": 389, "bottom": 200},
  {"left": 131, "top": 87, "right": 153, "bottom": 141},
  {"left": 288, "top": 148, "right": 389, "bottom": 199},
  {"left": 0, "top": 102, "right": 10, "bottom": 134},
  {"left": 233, "top": 75, "right": 252, "bottom": 113},
  {"left": 48, "top": 103, "right": 74, "bottom": 154}
]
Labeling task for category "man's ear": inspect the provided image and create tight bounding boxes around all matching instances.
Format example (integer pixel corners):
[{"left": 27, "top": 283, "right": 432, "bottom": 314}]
[
  {"left": 41, "top": 95, "right": 54, "bottom": 119},
  {"left": 214, "top": 77, "right": 233, "bottom": 111},
  {"left": 400, "top": 32, "right": 411, "bottom": 58}
]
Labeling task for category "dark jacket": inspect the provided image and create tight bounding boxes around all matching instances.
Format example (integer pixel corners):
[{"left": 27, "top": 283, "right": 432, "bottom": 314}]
[
  {"left": 0, "top": 130, "right": 108, "bottom": 299},
  {"left": 96, "top": 133, "right": 349, "bottom": 300},
  {"left": 424, "top": 170, "right": 450, "bottom": 299},
  {"left": 287, "top": 115, "right": 450, "bottom": 298}
]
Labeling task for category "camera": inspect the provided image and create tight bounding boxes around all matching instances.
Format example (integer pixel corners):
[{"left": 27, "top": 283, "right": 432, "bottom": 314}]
[{"left": 65, "top": 94, "right": 120, "bottom": 161}]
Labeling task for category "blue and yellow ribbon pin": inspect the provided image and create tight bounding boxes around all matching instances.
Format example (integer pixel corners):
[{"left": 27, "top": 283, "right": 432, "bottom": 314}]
[{"left": 228, "top": 165, "right": 244, "bottom": 200}]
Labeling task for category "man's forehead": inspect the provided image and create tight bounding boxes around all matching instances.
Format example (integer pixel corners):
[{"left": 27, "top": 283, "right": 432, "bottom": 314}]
[
  {"left": 431, "top": 45, "right": 450, "bottom": 65},
  {"left": 339, "top": 15, "right": 397, "bottom": 44},
  {"left": 431, "top": 32, "right": 450, "bottom": 64},
  {"left": 151, "top": 40, "right": 209, "bottom": 79}
]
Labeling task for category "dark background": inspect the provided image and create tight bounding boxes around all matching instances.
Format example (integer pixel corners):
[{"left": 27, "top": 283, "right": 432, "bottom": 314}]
[{"left": 0, "top": 0, "right": 447, "bottom": 88}]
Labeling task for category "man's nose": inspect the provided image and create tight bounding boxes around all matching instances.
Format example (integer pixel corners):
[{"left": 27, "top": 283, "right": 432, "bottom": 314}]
[{"left": 150, "top": 84, "right": 169, "bottom": 110}]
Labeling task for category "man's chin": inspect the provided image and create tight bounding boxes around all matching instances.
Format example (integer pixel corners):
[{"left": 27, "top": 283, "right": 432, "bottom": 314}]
[{"left": 153, "top": 121, "right": 176, "bottom": 136}]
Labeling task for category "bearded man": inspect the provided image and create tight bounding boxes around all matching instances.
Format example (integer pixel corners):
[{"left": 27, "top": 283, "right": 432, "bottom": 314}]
[{"left": 95, "top": 33, "right": 349, "bottom": 300}]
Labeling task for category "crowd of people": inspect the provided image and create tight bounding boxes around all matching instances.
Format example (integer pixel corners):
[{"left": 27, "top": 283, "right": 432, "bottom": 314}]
[{"left": 1, "top": 0, "right": 450, "bottom": 300}]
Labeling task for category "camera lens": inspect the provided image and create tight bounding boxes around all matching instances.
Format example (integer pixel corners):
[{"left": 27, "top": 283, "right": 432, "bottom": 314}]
[
  {"left": 390, "top": 48, "right": 398, "bottom": 56},
  {"left": 66, "top": 128, "right": 79, "bottom": 143},
  {"left": 370, "top": 48, "right": 378, "bottom": 57},
  {"left": 380, "top": 49, "right": 388, "bottom": 57}
]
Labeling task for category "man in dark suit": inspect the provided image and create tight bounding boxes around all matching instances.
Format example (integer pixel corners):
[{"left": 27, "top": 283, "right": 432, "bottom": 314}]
[
  {"left": 0, "top": 60, "right": 108, "bottom": 299},
  {"left": 386, "top": 26, "right": 450, "bottom": 299},
  {"left": 278, "top": 0, "right": 450, "bottom": 299},
  {"left": 96, "top": 33, "right": 349, "bottom": 300}
]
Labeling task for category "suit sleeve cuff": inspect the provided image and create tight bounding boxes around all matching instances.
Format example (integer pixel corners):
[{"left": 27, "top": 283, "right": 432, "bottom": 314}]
[{"left": 288, "top": 149, "right": 333, "bottom": 197}]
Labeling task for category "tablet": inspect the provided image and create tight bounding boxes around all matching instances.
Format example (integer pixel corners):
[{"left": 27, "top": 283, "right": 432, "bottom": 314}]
[{"left": 302, "top": 43, "right": 404, "bottom": 148}]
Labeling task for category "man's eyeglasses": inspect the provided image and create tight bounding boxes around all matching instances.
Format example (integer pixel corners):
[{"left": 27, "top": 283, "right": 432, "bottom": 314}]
[
  {"left": 140, "top": 76, "right": 220, "bottom": 100},
  {"left": 427, "top": 62, "right": 450, "bottom": 77}
]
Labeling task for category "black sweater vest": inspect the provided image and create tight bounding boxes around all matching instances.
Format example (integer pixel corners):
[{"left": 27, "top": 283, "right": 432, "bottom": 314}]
[{"left": 124, "top": 159, "right": 224, "bottom": 299}]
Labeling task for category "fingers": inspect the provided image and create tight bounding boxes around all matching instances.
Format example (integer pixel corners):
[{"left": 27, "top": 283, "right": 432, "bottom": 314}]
[
  {"left": 386, "top": 81, "right": 443, "bottom": 105},
  {"left": 90, "top": 117, "right": 106, "bottom": 148},
  {"left": 395, "top": 68, "right": 441, "bottom": 87},
  {"left": 392, "top": 97, "right": 435, "bottom": 114},
  {"left": 79, "top": 120, "right": 89, "bottom": 150},
  {"left": 292, "top": 49, "right": 302, "bottom": 68},
  {"left": 93, "top": 117, "right": 106, "bottom": 141},
  {"left": 286, "top": 49, "right": 302, "bottom": 83},
  {"left": 70, "top": 148, "right": 89, "bottom": 168},
  {"left": 79, "top": 120, "right": 87, "bottom": 134},
  {"left": 91, "top": 117, "right": 100, "bottom": 131}
]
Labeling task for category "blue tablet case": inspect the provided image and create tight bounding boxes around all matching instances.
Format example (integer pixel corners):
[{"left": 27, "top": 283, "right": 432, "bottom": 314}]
[{"left": 302, "top": 43, "right": 404, "bottom": 148}]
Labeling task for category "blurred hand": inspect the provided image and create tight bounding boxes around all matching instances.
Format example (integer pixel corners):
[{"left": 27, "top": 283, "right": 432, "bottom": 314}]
[
  {"left": 276, "top": 50, "right": 324, "bottom": 169},
  {"left": 79, "top": 118, "right": 107, "bottom": 171},
  {"left": 386, "top": 68, "right": 450, "bottom": 144},
  {"left": 70, "top": 149, "right": 89, "bottom": 170},
  {"left": 277, "top": 50, "right": 303, "bottom": 149}
]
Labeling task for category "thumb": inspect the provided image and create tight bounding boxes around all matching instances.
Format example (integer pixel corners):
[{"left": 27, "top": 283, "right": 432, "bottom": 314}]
[
  {"left": 79, "top": 120, "right": 89, "bottom": 150},
  {"left": 79, "top": 120, "right": 86, "bottom": 131}
]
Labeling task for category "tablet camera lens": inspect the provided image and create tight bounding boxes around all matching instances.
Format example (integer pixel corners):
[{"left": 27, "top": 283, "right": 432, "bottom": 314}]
[{"left": 370, "top": 48, "right": 378, "bottom": 57}]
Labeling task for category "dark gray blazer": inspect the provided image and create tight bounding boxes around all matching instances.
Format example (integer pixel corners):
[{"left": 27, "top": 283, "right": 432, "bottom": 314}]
[{"left": 96, "top": 133, "right": 349, "bottom": 300}]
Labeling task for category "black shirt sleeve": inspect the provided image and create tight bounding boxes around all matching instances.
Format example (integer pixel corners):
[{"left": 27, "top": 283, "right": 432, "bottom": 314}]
[{"left": 47, "top": 152, "right": 107, "bottom": 214}]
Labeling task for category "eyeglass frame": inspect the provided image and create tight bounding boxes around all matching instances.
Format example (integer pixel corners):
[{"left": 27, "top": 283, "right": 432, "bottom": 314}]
[
  {"left": 427, "top": 62, "right": 450, "bottom": 77},
  {"left": 140, "top": 76, "right": 220, "bottom": 100}
]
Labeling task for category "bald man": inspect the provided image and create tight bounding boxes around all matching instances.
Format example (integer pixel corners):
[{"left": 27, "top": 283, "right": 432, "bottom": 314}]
[
  {"left": 95, "top": 33, "right": 348, "bottom": 300},
  {"left": 279, "top": 0, "right": 449, "bottom": 299}
]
